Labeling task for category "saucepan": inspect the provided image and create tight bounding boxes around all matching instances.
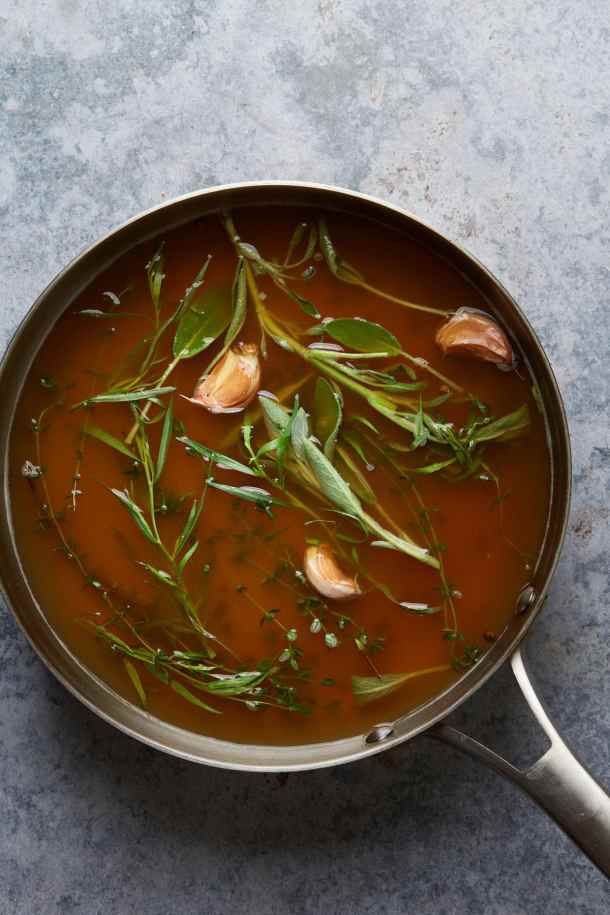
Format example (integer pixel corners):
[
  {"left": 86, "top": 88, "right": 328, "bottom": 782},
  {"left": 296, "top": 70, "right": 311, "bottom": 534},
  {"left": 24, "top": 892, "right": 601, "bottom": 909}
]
[{"left": 0, "top": 183, "right": 607, "bottom": 874}]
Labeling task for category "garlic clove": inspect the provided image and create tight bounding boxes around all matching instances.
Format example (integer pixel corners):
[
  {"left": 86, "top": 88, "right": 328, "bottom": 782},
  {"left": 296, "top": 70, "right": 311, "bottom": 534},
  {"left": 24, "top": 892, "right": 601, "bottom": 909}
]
[
  {"left": 435, "top": 308, "right": 514, "bottom": 366},
  {"left": 304, "top": 543, "right": 362, "bottom": 601},
  {"left": 188, "top": 342, "right": 261, "bottom": 414}
]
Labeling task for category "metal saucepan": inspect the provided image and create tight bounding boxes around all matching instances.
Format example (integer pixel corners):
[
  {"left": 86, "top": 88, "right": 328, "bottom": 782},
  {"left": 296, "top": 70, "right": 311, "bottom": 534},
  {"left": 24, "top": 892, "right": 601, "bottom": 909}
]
[{"left": 0, "top": 183, "right": 607, "bottom": 874}]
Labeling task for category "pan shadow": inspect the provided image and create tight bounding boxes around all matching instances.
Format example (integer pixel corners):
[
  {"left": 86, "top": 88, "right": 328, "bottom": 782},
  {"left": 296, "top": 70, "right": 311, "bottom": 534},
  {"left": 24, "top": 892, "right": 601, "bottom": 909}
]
[{"left": 27, "top": 648, "right": 549, "bottom": 856}]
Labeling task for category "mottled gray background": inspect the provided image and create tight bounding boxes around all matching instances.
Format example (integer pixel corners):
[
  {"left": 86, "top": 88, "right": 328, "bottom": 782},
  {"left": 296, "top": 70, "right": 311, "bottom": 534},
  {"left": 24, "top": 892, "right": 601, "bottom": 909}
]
[{"left": 1, "top": 1, "right": 609, "bottom": 912}]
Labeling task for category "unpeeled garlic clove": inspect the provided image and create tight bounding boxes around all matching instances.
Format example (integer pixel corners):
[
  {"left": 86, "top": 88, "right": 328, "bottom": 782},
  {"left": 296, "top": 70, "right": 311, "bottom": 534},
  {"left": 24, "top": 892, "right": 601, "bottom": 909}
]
[
  {"left": 304, "top": 542, "right": 362, "bottom": 601},
  {"left": 188, "top": 342, "right": 261, "bottom": 414},
  {"left": 435, "top": 308, "right": 514, "bottom": 366}
]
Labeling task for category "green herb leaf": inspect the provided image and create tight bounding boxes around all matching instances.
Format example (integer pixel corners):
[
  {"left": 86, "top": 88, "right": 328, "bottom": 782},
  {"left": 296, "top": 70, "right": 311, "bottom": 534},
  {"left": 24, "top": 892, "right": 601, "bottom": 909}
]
[
  {"left": 325, "top": 318, "right": 401, "bottom": 355},
  {"left": 85, "top": 424, "right": 139, "bottom": 460},
  {"left": 470, "top": 404, "right": 530, "bottom": 444},
  {"left": 172, "top": 288, "right": 232, "bottom": 359},
  {"left": 178, "top": 540, "right": 199, "bottom": 574},
  {"left": 336, "top": 447, "right": 376, "bottom": 504},
  {"left": 352, "top": 673, "right": 410, "bottom": 702},
  {"left": 110, "top": 489, "right": 157, "bottom": 543},
  {"left": 285, "top": 288, "right": 321, "bottom": 318},
  {"left": 146, "top": 244, "right": 165, "bottom": 316},
  {"left": 123, "top": 658, "right": 147, "bottom": 707},
  {"left": 178, "top": 436, "right": 256, "bottom": 475},
  {"left": 352, "top": 665, "right": 450, "bottom": 702},
  {"left": 313, "top": 377, "right": 343, "bottom": 461},
  {"left": 205, "top": 258, "right": 248, "bottom": 373},
  {"left": 290, "top": 407, "right": 310, "bottom": 462},
  {"left": 411, "top": 457, "right": 456, "bottom": 475},
  {"left": 284, "top": 222, "right": 317, "bottom": 267},
  {"left": 138, "top": 562, "right": 176, "bottom": 588},
  {"left": 85, "top": 386, "right": 175, "bottom": 405},
  {"left": 258, "top": 395, "right": 291, "bottom": 437},
  {"left": 203, "top": 670, "right": 268, "bottom": 695},
  {"left": 155, "top": 399, "right": 173, "bottom": 481},
  {"left": 399, "top": 602, "right": 442, "bottom": 615},
  {"left": 302, "top": 437, "right": 362, "bottom": 517},
  {"left": 208, "top": 481, "right": 287, "bottom": 514},
  {"left": 351, "top": 415, "right": 380, "bottom": 435},
  {"left": 319, "top": 218, "right": 363, "bottom": 284},
  {"left": 174, "top": 498, "right": 203, "bottom": 555},
  {"left": 170, "top": 679, "right": 221, "bottom": 713}
]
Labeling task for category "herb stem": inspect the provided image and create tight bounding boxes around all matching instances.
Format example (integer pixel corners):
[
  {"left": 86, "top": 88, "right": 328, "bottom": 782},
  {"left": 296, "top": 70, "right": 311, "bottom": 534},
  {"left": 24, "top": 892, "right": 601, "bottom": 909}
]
[{"left": 357, "top": 280, "right": 451, "bottom": 317}]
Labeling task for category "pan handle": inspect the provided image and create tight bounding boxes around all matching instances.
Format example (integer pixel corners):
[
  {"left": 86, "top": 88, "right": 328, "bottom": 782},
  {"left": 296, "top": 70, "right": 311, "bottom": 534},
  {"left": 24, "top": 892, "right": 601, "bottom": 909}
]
[{"left": 430, "top": 648, "right": 610, "bottom": 876}]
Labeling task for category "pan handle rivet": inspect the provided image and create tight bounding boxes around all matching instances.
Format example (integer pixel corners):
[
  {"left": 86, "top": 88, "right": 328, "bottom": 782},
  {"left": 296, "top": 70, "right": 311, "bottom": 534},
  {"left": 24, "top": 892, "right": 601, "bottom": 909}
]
[
  {"left": 515, "top": 584, "right": 537, "bottom": 615},
  {"left": 365, "top": 724, "right": 395, "bottom": 744}
]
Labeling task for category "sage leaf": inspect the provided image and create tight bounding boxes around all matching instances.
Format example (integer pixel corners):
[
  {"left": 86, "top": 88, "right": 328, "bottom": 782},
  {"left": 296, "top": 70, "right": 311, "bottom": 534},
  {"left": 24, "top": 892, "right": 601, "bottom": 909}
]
[
  {"left": 324, "top": 318, "right": 401, "bottom": 355},
  {"left": 172, "top": 288, "right": 232, "bottom": 359},
  {"left": 336, "top": 447, "right": 376, "bottom": 505},
  {"left": 258, "top": 395, "right": 291, "bottom": 437},
  {"left": 204, "top": 258, "right": 248, "bottom": 373},
  {"left": 290, "top": 407, "right": 310, "bottom": 462},
  {"left": 302, "top": 437, "right": 362, "bottom": 517},
  {"left": 313, "top": 377, "right": 342, "bottom": 460}
]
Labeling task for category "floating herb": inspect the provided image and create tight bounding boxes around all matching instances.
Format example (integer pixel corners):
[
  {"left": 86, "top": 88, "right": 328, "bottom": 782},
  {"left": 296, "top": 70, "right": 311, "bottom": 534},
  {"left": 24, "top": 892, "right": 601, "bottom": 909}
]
[
  {"left": 352, "top": 665, "right": 451, "bottom": 703},
  {"left": 319, "top": 217, "right": 451, "bottom": 317}
]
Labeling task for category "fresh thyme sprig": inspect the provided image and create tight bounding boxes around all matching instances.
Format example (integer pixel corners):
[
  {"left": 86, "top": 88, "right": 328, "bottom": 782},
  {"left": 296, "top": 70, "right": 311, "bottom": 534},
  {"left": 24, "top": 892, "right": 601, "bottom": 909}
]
[{"left": 29, "top": 392, "right": 308, "bottom": 714}]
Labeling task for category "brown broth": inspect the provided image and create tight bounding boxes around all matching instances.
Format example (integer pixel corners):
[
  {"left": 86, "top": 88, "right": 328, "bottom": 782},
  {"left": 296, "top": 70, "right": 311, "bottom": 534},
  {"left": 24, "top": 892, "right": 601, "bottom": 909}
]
[{"left": 9, "top": 207, "right": 551, "bottom": 745}]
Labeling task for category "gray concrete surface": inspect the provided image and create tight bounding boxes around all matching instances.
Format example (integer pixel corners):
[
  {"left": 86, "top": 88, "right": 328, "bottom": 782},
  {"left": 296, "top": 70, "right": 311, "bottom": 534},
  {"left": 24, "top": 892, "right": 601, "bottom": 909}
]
[{"left": 1, "top": 1, "right": 609, "bottom": 912}]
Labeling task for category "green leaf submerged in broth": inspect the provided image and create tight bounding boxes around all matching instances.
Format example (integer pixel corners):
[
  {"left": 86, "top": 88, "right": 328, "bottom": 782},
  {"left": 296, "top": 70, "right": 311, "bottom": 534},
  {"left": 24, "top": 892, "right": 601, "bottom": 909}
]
[
  {"left": 203, "top": 258, "right": 248, "bottom": 374},
  {"left": 155, "top": 399, "right": 173, "bottom": 482},
  {"left": 324, "top": 318, "right": 402, "bottom": 355},
  {"left": 177, "top": 435, "right": 256, "bottom": 476},
  {"left": 313, "top": 377, "right": 342, "bottom": 461},
  {"left": 352, "top": 665, "right": 451, "bottom": 703},
  {"left": 85, "top": 424, "right": 139, "bottom": 460},
  {"left": 172, "top": 287, "right": 232, "bottom": 359},
  {"left": 83, "top": 386, "right": 176, "bottom": 406}
]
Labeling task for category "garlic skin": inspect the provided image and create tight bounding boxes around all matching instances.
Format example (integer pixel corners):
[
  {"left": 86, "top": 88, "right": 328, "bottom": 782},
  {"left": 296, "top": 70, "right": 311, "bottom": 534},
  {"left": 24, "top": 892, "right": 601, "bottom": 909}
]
[
  {"left": 435, "top": 308, "right": 514, "bottom": 366},
  {"left": 188, "top": 343, "right": 261, "bottom": 414},
  {"left": 304, "top": 543, "right": 362, "bottom": 601}
]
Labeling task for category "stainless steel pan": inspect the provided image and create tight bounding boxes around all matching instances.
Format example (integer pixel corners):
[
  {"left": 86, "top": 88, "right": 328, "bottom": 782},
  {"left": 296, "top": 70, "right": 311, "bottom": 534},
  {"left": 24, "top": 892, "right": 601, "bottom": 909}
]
[{"left": 0, "top": 183, "right": 607, "bottom": 874}]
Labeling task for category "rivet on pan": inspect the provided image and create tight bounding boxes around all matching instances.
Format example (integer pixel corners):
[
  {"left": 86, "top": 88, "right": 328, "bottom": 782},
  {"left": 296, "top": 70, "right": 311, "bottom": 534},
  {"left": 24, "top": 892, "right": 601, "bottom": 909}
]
[
  {"left": 365, "top": 724, "right": 395, "bottom": 745},
  {"left": 515, "top": 584, "right": 537, "bottom": 615}
]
